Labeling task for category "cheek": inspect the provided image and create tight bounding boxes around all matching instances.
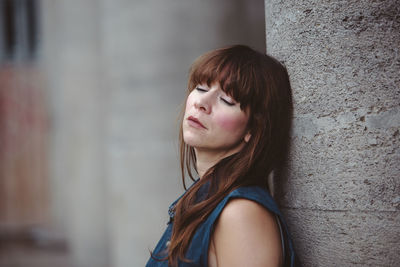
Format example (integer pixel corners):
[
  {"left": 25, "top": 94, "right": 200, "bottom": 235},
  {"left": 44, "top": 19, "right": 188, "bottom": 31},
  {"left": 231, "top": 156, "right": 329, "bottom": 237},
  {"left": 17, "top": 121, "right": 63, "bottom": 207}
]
[
  {"left": 185, "top": 92, "right": 195, "bottom": 112},
  {"left": 215, "top": 113, "right": 247, "bottom": 132}
]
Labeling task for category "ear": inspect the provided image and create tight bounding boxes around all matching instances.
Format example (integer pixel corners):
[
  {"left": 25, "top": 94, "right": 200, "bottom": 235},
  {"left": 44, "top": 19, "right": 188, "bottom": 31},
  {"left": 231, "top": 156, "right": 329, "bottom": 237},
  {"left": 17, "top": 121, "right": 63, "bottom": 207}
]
[{"left": 244, "top": 132, "right": 251, "bottom": 143}]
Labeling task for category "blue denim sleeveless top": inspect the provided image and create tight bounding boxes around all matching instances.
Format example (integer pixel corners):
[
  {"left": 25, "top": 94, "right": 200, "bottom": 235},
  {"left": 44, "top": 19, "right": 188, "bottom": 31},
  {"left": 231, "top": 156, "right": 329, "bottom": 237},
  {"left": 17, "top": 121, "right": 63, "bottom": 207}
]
[{"left": 146, "top": 181, "right": 297, "bottom": 267}]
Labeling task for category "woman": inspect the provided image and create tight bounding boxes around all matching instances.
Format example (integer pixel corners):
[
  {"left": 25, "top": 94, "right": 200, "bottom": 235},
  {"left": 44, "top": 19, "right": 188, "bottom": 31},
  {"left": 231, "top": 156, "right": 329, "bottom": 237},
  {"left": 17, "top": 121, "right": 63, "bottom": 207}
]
[{"left": 146, "top": 45, "right": 297, "bottom": 267}]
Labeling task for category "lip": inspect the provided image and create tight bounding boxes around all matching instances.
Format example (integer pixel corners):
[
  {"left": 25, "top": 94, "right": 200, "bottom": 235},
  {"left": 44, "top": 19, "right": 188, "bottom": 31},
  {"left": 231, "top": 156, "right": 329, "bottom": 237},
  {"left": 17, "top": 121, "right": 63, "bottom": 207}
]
[{"left": 187, "top": 116, "right": 207, "bottom": 129}]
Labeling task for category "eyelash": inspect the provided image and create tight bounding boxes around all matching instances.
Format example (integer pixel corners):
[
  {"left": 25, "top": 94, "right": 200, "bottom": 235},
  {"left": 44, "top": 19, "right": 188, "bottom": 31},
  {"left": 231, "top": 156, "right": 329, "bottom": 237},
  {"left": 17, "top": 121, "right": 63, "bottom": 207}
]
[
  {"left": 196, "top": 87, "right": 207, "bottom": 92},
  {"left": 221, "top": 98, "right": 235, "bottom": 106},
  {"left": 195, "top": 87, "right": 235, "bottom": 106}
]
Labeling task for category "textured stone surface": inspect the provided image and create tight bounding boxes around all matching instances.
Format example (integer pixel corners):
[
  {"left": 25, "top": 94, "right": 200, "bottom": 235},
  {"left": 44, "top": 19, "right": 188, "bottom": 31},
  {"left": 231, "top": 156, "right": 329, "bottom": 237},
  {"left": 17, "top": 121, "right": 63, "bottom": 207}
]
[
  {"left": 266, "top": 0, "right": 400, "bottom": 115},
  {"left": 283, "top": 209, "right": 399, "bottom": 267},
  {"left": 265, "top": 0, "right": 400, "bottom": 265}
]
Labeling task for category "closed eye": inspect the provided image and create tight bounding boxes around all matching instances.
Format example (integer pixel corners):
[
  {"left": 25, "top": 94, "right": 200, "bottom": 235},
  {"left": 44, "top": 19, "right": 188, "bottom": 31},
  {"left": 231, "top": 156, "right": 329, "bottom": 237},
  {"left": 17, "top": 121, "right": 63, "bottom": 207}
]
[
  {"left": 221, "top": 98, "right": 235, "bottom": 106},
  {"left": 196, "top": 87, "right": 207, "bottom": 92}
]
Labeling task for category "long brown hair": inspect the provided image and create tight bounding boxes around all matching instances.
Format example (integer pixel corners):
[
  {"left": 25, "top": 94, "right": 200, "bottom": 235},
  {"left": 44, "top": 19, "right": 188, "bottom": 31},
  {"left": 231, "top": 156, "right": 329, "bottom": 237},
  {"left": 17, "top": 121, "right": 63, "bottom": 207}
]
[{"left": 169, "top": 45, "right": 293, "bottom": 266}]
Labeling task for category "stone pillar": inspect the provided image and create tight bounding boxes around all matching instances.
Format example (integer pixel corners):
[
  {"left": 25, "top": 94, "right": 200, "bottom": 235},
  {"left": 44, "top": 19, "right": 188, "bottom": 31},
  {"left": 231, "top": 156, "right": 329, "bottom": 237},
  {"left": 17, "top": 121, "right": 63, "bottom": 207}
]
[{"left": 265, "top": 0, "right": 400, "bottom": 265}]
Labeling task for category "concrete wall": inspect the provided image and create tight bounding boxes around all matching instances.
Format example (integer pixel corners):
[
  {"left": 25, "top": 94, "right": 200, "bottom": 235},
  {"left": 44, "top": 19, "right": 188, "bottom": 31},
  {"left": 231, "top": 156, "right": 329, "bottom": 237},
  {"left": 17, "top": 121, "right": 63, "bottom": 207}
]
[{"left": 265, "top": 0, "right": 400, "bottom": 266}]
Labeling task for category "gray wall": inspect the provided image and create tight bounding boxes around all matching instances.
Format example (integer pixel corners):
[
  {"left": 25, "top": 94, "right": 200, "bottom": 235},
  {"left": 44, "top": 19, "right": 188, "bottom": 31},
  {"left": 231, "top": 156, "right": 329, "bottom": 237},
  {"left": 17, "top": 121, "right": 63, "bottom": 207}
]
[
  {"left": 41, "top": 1, "right": 109, "bottom": 267},
  {"left": 265, "top": 0, "right": 400, "bottom": 266}
]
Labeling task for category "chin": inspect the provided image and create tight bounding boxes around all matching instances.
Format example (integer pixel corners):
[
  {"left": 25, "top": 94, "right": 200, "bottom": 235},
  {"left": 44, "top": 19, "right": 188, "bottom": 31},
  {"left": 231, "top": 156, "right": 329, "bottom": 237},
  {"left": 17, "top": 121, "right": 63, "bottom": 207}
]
[
  {"left": 183, "top": 136, "right": 202, "bottom": 148},
  {"left": 183, "top": 129, "right": 203, "bottom": 145}
]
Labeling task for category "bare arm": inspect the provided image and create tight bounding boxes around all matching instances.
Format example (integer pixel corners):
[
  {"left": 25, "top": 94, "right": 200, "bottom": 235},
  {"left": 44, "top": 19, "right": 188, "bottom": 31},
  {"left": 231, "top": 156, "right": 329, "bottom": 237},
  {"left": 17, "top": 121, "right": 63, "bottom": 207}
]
[{"left": 208, "top": 198, "right": 282, "bottom": 267}]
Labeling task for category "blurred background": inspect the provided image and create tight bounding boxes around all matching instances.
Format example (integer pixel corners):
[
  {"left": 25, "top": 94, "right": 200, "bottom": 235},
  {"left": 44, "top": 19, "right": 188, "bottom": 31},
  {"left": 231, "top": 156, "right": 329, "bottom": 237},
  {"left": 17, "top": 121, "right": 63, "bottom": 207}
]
[{"left": 0, "top": 0, "right": 266, "bottom": 266}]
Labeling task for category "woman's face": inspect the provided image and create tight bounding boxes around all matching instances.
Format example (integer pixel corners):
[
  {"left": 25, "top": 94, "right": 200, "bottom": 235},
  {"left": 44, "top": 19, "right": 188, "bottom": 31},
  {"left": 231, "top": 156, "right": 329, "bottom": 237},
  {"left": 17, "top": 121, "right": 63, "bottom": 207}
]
[{"left": 182, "top": 83, "right": 251, "bottom": 156}]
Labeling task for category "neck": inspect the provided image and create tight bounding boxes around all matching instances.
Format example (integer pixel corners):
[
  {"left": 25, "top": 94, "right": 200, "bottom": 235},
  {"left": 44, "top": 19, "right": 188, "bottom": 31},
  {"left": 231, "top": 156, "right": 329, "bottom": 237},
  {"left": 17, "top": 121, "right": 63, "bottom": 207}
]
[
  {"left": 195, "top": 145, "right": 245, "bottom": 178},
  {"left": 195, "top": 151, "right": 221, "bottom": 179}
]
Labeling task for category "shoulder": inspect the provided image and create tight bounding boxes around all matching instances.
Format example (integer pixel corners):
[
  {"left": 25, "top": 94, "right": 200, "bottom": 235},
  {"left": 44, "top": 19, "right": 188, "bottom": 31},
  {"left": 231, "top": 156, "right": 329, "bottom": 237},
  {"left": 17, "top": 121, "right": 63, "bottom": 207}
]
[
  {"left": 217, "top": 198, "right": 280, "bottom": 239},
  {"left": 209, "top": 198, "right": 282, "bottom": 267},
  {"left": 221, "top": 197, "right": 275, "bottom": 221}
]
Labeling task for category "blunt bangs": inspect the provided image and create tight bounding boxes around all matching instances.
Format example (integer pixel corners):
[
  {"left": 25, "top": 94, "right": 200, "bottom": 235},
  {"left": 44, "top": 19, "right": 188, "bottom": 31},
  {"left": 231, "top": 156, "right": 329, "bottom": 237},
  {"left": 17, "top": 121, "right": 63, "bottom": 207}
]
[{"left": 188, "top": 46, "right": 264, "bottom": 111}]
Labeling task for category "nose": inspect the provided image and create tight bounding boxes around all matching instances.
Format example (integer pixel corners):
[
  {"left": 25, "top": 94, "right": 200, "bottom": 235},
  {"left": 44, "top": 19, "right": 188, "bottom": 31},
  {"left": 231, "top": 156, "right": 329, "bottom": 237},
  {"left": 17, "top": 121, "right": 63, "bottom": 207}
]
[{"left": 194, "top": 92, "right": 212, "bottom": 114}]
